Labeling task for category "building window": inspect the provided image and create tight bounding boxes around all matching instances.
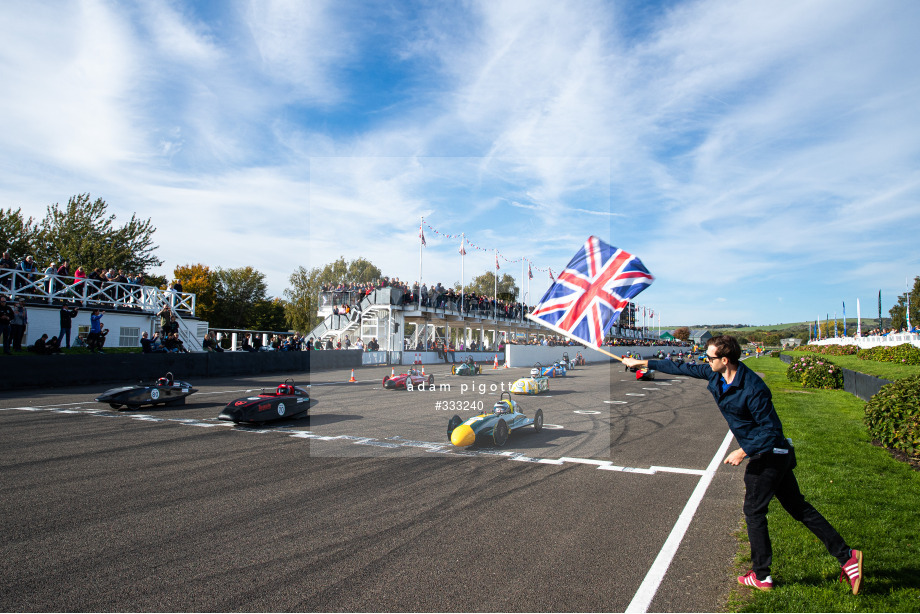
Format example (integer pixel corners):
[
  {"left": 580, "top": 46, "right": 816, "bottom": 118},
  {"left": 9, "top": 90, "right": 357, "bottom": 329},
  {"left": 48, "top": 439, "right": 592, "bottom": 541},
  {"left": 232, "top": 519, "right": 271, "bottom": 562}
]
[{"left": 120, "top": 327, "right": 140, "bottom": 348}]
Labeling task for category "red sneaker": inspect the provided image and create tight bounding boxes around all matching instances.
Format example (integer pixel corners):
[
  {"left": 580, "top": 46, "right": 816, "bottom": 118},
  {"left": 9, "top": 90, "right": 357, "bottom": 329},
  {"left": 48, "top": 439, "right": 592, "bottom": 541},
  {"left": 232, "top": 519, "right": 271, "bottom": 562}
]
[
  {"left": 839, "top": 549, "right": 863, "bottom": 594},
  {"left": 737, "top": 570, "right": 774, "bottom": 591}
]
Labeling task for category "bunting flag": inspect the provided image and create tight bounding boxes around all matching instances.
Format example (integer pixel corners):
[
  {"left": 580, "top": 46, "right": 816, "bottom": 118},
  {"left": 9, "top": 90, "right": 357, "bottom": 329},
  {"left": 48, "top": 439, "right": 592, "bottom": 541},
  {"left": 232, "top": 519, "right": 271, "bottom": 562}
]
[{"left": 526, "top": 236, "right": 654, "bottom": 346}]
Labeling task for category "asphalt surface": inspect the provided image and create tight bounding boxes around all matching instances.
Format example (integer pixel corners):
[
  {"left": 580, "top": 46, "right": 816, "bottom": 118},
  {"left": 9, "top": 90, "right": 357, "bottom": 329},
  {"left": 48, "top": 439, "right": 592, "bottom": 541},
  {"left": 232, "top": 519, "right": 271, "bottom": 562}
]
[{"left": 1, "top": 361, "right": 746, "bottom": 612}]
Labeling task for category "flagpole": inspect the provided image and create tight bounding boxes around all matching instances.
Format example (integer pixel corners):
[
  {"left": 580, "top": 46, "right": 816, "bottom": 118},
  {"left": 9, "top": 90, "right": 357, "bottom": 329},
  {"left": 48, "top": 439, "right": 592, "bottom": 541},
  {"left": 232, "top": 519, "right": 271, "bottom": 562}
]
[
  {"left": 493, "top": 249, "right": 498, "bottom": 321},
  {"left": 521, "top": 257, "right": 525, "bottom": 325},
  {"left": 419, "top": 216, "right": 423, "bottom": 294},
  {"left": 460, "top": 234, "right": 465, "bottom": 316}
]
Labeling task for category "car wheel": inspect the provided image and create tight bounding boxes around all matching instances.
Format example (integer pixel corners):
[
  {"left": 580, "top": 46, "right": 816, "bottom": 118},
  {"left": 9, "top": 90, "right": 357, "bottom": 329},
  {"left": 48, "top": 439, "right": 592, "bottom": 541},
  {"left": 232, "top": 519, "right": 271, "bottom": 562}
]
[
  {"left": 533, "top": 408, "right": 544, "bottom": 433},
  {"left": 447, "top": 414, "right": 463, "bottom": 438},
  {"left": 108, "top": 403, "right": 122, "bottom": 410},
  {"left": 428, "top": 375, "right": 434, "bottom": 385},
  {"left": 126, "top": 404, "right": 140, "bottom": 411},
  {"left": 493, "top": 418, "right": 509, "bottom": 447},
  {"left": 382, "top": 376, "right": 389, "bottom": 387}
]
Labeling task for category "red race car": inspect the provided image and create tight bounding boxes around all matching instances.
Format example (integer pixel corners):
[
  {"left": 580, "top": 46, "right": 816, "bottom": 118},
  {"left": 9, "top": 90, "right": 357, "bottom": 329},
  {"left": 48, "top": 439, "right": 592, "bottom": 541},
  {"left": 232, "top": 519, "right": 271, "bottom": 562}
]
[
  {"left": 218, "top": 379, "right": 311, "bottom": 424},
  {"left": 383, "top": 368, "right": 434, "bottom": 390}
]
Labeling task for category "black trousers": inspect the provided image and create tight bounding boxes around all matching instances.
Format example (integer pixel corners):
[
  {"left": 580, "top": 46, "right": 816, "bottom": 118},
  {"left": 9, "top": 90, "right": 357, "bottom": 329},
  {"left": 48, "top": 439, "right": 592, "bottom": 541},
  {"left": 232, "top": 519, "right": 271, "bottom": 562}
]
[{"left": 744, "top": 448, "right": 850, "bottom": 580}]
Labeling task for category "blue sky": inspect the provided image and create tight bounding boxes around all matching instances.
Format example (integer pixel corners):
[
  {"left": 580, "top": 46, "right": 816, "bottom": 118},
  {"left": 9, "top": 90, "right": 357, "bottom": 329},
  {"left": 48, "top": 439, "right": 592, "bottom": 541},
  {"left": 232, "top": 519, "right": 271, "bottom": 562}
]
[{"left": 2, "top": 0, "right": 918, "bottom": 327}]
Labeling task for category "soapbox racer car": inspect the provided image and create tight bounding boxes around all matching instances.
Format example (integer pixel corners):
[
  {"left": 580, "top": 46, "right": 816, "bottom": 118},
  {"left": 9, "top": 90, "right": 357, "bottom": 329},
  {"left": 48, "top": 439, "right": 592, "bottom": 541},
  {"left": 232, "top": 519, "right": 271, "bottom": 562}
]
[
  {"left": 540, "top": 360, "right": 567, "bottom": 377},
  {"left": 96, "top": 372, "right": 198, "bottom": 410},
  {"left": 510, "top": 364, "right": 550, "bottom": 395},
  {"left": 218, "top": 379, "right": 311, "bottom": 424},
  {"left": 451, "top": 356, "right": 482, "bottom": 376},
  {"left": 383, "top": 368, "right": 434, "bottom": 390},
  {"left": 626, "top": 366, "right": 656, "bottom": 381},
  {"left": 448, "top": 392, "right": 544, "bottom": 447}
]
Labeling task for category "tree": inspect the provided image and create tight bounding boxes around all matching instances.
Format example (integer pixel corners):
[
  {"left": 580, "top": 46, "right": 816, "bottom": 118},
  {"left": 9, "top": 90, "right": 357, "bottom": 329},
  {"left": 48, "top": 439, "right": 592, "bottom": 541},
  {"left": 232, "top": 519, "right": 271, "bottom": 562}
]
[
  {"left": 0, "top": 208, "right": 39, "bottom": 259},
  {"left": 456, "top": 271, "right": 519, "bottom": 300},
  {"left": 673, "top": 326, "right": 690, "bottom": 341},
  {"left": 284, "top": 256, "right": 383, "bottom": 334},
  {"left": 889, "top": 275, "right": 920, "bottom": 330},
  {"left": 33, "top": 194, "right": 162, "bottom": 273},
  {"left": 250, "top": 297, "right": 290, "bottom": 332},
  {"left": 212, "top": 266, "right": 269, "bottom": 329},
  {"left": 174, "top": 264, "right": 218, "bottom": 323}
]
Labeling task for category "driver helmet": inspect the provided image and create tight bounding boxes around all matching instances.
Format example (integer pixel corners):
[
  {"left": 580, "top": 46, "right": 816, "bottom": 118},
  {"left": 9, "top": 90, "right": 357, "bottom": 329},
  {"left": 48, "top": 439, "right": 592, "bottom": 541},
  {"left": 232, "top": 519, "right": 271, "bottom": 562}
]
[
  {"left": 530, "top": 367, "right": 541, "bottom": 378},
  {"left": 277, "top": 384, "right": 293, "bottom": 395},
  {"left": 493, "top": 401, "right": 510, "bottom": 415},
  {"left": 156, "top": 377, "right": 169, "bottom": 387}
]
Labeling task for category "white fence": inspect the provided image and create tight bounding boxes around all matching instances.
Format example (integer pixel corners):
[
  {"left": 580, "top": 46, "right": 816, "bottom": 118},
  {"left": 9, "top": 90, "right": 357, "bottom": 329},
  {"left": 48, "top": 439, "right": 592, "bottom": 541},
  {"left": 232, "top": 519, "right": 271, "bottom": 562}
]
[{"left": 809, "top": 333, "right": 920, "bottom": 349}]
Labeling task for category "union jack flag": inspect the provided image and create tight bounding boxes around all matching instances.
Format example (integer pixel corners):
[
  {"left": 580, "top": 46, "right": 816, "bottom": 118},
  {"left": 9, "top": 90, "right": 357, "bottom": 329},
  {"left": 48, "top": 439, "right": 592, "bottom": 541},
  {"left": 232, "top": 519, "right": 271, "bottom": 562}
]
[
  {"left": 526, "top": 236, "right": 654, "bottom": 346},
  {"left": 420, "top": 225, "right": 426, "bottom": 247}
]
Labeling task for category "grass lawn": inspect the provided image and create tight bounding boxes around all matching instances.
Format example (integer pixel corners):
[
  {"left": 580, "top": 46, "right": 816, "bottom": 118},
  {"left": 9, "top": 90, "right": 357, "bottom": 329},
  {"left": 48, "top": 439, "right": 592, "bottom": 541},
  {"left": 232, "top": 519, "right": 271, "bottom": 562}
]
[
  {"left": 728, "top": 357, "right": 920, "bottom": 612},
  {"left": 782, "top": 351, "right": 920, "bottom": 381}
]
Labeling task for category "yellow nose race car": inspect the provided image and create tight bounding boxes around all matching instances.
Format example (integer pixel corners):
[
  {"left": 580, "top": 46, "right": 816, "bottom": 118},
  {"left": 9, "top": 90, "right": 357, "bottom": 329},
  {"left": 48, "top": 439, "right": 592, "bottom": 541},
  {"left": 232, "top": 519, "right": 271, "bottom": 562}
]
[
  {"left": 510, "top": 364, "right": 550, "bottom": 394},
  {"left": 448, "top": 393, "right": 544, "bottom": 447}
]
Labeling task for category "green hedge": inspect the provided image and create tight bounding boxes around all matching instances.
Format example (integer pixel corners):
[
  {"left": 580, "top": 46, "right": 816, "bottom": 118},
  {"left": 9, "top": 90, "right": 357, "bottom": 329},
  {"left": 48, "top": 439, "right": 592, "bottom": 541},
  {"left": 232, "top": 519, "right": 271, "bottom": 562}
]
[
  {"left": 857, "top": 343, "right": 920, "bottom": 365},
  {"left": 792, "top": 343, "right": 858, "bottom": 356},
  {"left": 865, "top": 375, "right": 920, "bottom": 459},
  {"left": 785, "top": 354, "right": 843, "bottom": 389}
]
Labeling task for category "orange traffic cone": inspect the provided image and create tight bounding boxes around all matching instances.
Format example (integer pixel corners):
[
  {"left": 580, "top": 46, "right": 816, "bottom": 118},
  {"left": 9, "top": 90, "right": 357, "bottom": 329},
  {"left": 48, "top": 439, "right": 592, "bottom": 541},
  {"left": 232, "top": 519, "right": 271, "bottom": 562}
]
[
  {"left": 349, "top": 369, "right": 357, "bottom": 383},
  {"left": 421, "top": 366, "right": 426, "bottom": 376},
  {"left": 503, "top": 357, "right": 510, "bottom": 368},
  {"left": 391, "top": 367, "right": 395, "bottom": 377},
  {"left": 492, "top": 354, "right": 499, "bottom": 369}
]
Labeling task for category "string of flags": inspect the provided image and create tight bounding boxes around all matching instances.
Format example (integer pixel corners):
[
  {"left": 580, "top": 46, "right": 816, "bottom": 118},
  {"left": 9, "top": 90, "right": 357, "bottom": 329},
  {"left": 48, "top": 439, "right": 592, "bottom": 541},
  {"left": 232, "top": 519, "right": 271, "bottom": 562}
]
[{"left": 419, "top": 219, "right": 557, "bottom": 278}]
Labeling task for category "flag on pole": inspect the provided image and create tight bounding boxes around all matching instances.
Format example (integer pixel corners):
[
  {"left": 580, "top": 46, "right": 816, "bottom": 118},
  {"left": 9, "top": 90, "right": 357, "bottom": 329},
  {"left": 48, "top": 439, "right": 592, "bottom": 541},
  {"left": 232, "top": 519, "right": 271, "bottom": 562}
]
[
  {"left": 857, "top": 299, "right": 862, "bottom": 336},
  {"left": 548, "top": 268, "right": 554, "bottom": 281},
  {"left": 495, "top": 252, "right": 500, "bottom": 270},
  {"left": 459, "top": 241, "right": 466, "bottom": 255},
  {"left": 526, "top": 236, "right": 654, "bottom": 346},
  {"left": 420, "top": 225, "right": 426, "bottom": 247},
  {"left": 528, "top": 262, "right": 533, "bottom": 280}
]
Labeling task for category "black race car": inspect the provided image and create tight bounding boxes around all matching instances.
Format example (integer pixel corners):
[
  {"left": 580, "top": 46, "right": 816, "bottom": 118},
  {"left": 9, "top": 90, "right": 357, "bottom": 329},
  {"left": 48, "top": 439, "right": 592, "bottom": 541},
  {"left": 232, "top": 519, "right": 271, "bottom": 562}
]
[
  {"left": 219, "top": 379, "right": 311, "bottom": 425},
  {"left": 96, "top": 372, "right": 198, "bottom": 410}
]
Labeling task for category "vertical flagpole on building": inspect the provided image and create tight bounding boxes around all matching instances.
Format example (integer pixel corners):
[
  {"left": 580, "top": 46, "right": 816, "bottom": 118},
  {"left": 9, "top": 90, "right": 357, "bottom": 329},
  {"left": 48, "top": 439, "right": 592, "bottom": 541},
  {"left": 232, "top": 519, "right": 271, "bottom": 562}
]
[
  {"left": 520, "top": 257, "right": 525, "bottom": 325},
  {"left": 843, "top": 301, "right": 847, "bottom": 337},
  {"left": 418, "top": 216, "right": 424, "bottom": 292},
  {"left": 493, "top": 249, "right": 498, "bottom": 321},
  {"left": 460, "top": 234, "right": 465, "bottom": 315}
]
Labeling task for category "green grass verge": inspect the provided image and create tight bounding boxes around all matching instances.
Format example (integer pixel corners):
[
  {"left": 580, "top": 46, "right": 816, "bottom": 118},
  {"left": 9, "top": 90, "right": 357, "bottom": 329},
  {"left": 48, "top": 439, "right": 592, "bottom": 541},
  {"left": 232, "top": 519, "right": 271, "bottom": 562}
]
[
  {"left": 783, "top": 351, "right": 920, "bottom": 381},
  {"left": 729, "top": 357, "right": 920, "bottom": 612}
]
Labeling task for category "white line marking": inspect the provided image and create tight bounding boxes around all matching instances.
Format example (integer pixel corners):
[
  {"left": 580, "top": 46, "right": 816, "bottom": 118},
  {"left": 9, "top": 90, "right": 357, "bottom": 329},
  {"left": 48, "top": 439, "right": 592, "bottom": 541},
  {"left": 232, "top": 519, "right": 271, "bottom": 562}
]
[
  {"left": 625, "top": 393, "right": 645, "bottom": 396},
  {"left": 573, "top": 410, "right": 601, "bottom": 414},
  {"left": 1, "top": 405, "right": 713, "bottom": 479},
  {"left": 604, "top": 400, "right": 628, "bottom": 404},
  {"left": 625, "top": 429, "right": 734, "bottom": 613}
]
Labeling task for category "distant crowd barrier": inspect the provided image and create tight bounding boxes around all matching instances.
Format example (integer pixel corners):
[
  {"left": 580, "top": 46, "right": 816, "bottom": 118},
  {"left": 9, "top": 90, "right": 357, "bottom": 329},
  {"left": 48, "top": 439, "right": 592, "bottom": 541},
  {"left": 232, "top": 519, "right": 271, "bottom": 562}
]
[
  {"left": 1, "top": 350, "right": 364, "bottom": 390},
  {"left": 810, "top": 333, "right": 920, "bottom": 349}
]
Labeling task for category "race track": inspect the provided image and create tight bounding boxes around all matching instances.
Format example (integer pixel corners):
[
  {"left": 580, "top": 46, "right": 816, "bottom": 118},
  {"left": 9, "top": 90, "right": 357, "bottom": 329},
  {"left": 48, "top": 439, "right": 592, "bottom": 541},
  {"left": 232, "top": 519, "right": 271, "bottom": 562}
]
[{"left": 0, "top": 361, "right": 746, "bottom": 612}]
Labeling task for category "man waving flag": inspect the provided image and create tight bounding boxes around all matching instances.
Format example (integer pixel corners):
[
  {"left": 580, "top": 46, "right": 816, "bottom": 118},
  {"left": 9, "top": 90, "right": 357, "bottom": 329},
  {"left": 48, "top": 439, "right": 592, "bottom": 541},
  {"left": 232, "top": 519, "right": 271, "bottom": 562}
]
[{"left": 527, "top": 236, "right": 653, "bottom": 348}]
